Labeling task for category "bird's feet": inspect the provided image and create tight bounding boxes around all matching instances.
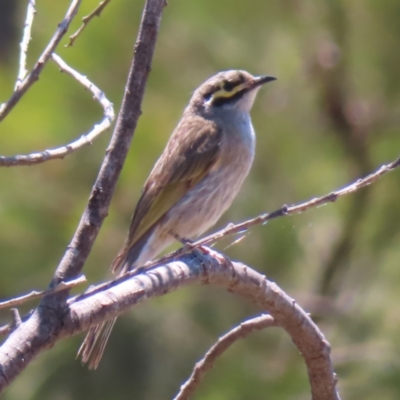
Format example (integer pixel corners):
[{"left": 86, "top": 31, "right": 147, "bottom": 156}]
[
  {"left": 169, "top": 230, "right": 230, "bottom": 266},
  {"left": 195, "top": 244, "right": 231, "bottom": 266},
  {"left": 169, "top": 230, "right": 193, "bottom": 245}
]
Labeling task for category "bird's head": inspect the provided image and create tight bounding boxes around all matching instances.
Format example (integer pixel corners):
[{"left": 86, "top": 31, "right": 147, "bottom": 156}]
[{"left": 190, "top": 70, "right": 276, "bottom": 115}]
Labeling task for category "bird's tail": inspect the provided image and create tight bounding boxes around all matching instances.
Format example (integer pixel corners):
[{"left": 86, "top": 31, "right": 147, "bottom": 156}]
[
  {"left": 78, "top": 228, "right": 155, "bottom": 368},
  {"left": 77, "top": 318, "right": 117, "bottom": 370},
  {"left": 77, "top": 248, "right": 128, "bottom": 369},
  {"left": 110, "top": 248, "right": 129, "bottom": 273}
]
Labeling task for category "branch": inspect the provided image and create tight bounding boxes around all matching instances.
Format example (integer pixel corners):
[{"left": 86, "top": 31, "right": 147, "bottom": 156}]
[
  {"left": 174, "top": 314, "right": 276, "bottom": 400},
  {"left": 0, "top": 276, "right": 86, "bottom": 311},
  {"left": 15, "top": 0, "right": 36, "bottom": 90},
  {"left": 136, "top": 154, "right": 400, "bottom": 275},
  {"left": 0, "top": 0, "right": 166, "bottom": 388},
  {"left": 47, "top": 0, "right": 166, "bottom": 288},
  {"left": 190, "top": 155, "right": 400, "bottom": 248},
  {"left": 67, "top": 0, "right": 112, "bottom": 47},
  {"left": 0, "top": 54, "right": 115, "bottom": 167},
  {"left": 0, "top": 0, "right": 82, "bottom": 121},
  {"left": 0, "top": 252, "right": 340, "bottom": 399}
]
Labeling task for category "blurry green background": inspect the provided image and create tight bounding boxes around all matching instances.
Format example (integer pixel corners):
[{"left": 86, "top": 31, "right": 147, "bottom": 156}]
[{"left": 1, "top": 0, "right": 400, "bottom": 399}]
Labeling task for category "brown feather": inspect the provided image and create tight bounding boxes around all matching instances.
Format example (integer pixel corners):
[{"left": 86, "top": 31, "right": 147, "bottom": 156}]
[{"left": 112, "top": 116, "right": 222, "bottom": 273}]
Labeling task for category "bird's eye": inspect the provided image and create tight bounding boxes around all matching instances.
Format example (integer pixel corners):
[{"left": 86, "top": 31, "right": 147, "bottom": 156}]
[
  {"left": 203, "top": 91, "right": 213, "bottom": 101},
  {"left": 223, "top": 81, "right": 235, "bottom": 92}
]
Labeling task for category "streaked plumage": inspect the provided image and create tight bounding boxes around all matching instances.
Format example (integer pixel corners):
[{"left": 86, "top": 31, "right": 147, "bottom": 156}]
[{"left": 78, "top": 70, "right": 276, "bottom": 369}]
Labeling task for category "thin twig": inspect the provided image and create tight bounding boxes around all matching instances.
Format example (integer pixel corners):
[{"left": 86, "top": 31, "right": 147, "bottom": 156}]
[
  {"left": 67, "top": 0, "right": 111, "bottom": 47},
  {"left": 0, "top": 276, "right": 86, "bottom": 310},
  {"left": 0, "top": 0, "right": 82, "bottom": 121},
  {"left": 140, "top": 154, "right": 400, "bottom": 272},
  {"left": 0, "top": 324, "right": 11, "bottom": 337},
  {"left": 46, "top": 0, "right": 167, "bottom": 290},
  {"left": 0, "top": 0, "right": 167, "bottom": 389},
  {"left": 0, "top": 54, "right": 115, "bottom": 167},
  {"left": 15, "top": 0, "right": 36, "bottom": 90},
  {"left": 175, "top": 314, "right": 276, "bottom": 400},
  {"left": 9, "top": 309, "right": 22, "bottom": 330},
  {"left": 0, "top": 311, "right": 34, "bottom": 337}
]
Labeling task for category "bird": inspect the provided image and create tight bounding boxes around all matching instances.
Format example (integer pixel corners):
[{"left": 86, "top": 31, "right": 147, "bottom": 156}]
[{"left": 78, "top": 70, "right": 276, "bottom": 369}]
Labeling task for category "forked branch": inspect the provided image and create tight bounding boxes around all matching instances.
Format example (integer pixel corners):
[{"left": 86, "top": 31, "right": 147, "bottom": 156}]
[
  {"left": 0, "top": 0, "right": 82, "bottom": 121},
  {"left": 0, "top": 252, "right": 340, "bottom": 399},
  {"left": 0, "top": 54, "right": 114, "bottom": 167}
]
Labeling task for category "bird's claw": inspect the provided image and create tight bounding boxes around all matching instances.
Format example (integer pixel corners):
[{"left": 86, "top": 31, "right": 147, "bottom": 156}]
[{"left": 195, "top": 245, "right": 230, "bottom": 266}]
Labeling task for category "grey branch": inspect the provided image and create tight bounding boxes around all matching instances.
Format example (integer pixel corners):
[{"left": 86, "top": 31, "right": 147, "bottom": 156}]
[
  {"left": 0, "top": 0, "right": 82, "bottom": 121},
  {"left": 0, "top": 0, "right": 166, "bottom": 389},
  {"left": 183, "top": 154, "right": 400, "bottom": 253},
  {"left": 0, "top": 252, "right": 340, "bottom": 400},
  {"left": 174, "top": 314, "right": 276, "bottom": 400},
  {"left": 15, "top": 0, "right": 36, "bottom": 90},
  {"left": 0, "top": 54, "right": 115, "bottom": 167},
  {"left": 0, "top": 275, "right": 86, "bottom": 311},
  {"left": 67, "top": 0, "right": 112, "bottom": 47}
]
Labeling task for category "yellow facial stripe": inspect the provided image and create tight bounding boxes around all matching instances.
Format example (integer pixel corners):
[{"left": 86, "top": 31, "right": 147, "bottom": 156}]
[{"left": 211, "top": 82, "right": 247, "bottom": 100}]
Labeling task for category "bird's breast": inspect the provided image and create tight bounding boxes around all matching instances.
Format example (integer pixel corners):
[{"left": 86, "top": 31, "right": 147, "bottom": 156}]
[
  {"left": 166, "top": 115, "right": 256, "bottom": 238},
  {"left": 212, "top": 113, "right": 255, "bottom": 179}
]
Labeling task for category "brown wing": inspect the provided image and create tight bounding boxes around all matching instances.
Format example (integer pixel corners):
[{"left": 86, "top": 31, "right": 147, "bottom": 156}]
[{"left": 111, "top": 116, "right": 222, "bottom": 272}]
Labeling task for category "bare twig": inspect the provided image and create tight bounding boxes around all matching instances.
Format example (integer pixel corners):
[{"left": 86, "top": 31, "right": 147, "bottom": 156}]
[
  {"left": 9, "top": 309, "right": 22, "bottom": 331},
  {"left": 0, "top": 276, "right": 86, "bottom": 310},
  {"left": 0, "top": 54, "right": 115, "bottom": 167},
  {"left": 47, "top": 0, "right": 166, "bottom": 289},
  {"left": 0, "top": 0, "right": 166, "bottom": 389},
  {"left": 0, "top": 310, "right": 24, "bottom": 337},
  {"left": 0, "top": 252, "right": 340, "bottom": 399},
  {"left": 0, "top": 325, "right": 11, "bottom": 336},
  {"left": 175, "top": 314, "right": 276, "bottom": 400},
  {"left": 67, "top": 0, "right": 112, "bottom": 47},
  {"left": 134, "top": 155, "right": 400, "bottom": 276},
  {"left": 15, "top": 0, "right": 36, "bottom": 90},
  {"left": 0, "top": 0, "right": 82, "bottom": 121},
  {"left": 0, "top": 311, "right": 34, "bottom": 337}
]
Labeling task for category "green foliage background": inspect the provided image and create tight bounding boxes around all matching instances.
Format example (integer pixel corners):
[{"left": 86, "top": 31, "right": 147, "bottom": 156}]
[{"left": 1, "top": 0, "right": 400, "bottom": 399}]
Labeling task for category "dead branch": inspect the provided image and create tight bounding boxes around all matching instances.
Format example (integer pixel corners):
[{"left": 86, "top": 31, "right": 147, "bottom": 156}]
[
  {"left": 0, "top": 276, "right": 86, "bottom": 311},
  {"left": 0, "top": 0, "right": 82, "bottom": 121},
  {"left": 0, "top": 0, "right": 166, "bottom": 389},
  {"left": 0, "top": 54, "right": 115, "bottom": 167},
  {"left": 67, "top": 0, "right": 112, "bottom": 47},
  {"left": 0, "top": 252, "right": 340, "bottom": 399},
  {"left": 137, "top": 154, "right": 400, "bottom": 275},
  {"left": 15, "top": 0, "right": 36, "bottom": 90},
  {"left": 174, "top": 314, "right": 276, "bottom": 400}
]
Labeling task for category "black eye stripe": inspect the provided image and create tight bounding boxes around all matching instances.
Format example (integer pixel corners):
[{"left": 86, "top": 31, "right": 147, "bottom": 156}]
[
  {"left": 223, "top": 81, "right": 236, "bottom": 92},
  {"left": 203, "top": 91, "right": 213, "bottom": 101},
  {"left": 211, "top": 89, "right": 245, "bottom": 107}
]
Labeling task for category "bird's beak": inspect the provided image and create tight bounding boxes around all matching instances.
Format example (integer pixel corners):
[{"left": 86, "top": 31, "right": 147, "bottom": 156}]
[{"left": 248, "top": 75, "right": 277, "bottom": 90}]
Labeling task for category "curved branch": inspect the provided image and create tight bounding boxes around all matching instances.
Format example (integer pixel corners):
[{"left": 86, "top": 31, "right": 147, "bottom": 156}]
[
  {"left": 0, "top": 54, "right": 115, "bottom": 167},
  {"left": 174, "top": 314, "right": 276, "bottom": 400},
  {"left": 0, "top": 0, "right": 166, "bottom": 389},
  {"left": 0, "top": 0, "right": 166, "bottom": 390},
  {"left": 142, "top": 154, "right": 400, "bottom": 272},
  {"left": 0, "top": 252, "right": 340, "bottom": 399},
  {"left": 48, "top": 0, "right": 166, "bottom": 288},
  {"left": 0, "top": 0, "right": 82, "bottom": 121}
]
